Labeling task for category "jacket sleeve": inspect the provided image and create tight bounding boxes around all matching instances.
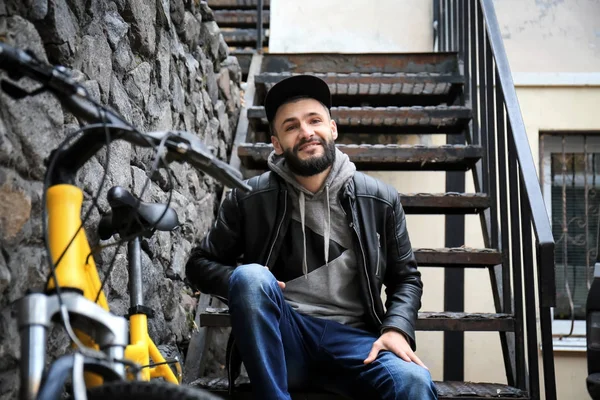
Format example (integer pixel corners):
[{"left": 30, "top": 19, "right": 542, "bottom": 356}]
[
  {"left": 380, "top": 195, "right": 423, "bottom": 351},
  {"left": 185, "top": 188, "right": 244, "bottom": 300}
]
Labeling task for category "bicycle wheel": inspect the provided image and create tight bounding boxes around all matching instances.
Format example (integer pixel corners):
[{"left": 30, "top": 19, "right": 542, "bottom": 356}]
[{"left": 86, "top": 380, "right": 220, "bottom": 400}]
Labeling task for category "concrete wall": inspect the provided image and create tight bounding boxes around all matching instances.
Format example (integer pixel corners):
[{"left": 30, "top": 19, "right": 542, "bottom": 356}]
[
  {"left": 269, "top": 0, "right": 433, "bottom": 53},
  {"left": 270, "top": 0, "right": 600, "bottom": 73},
  {"left": 269, "top": 0, "right": 600, "bottom": 398},
  {"left": 495, "top": 0, "right": 600, "bottom": 73}
]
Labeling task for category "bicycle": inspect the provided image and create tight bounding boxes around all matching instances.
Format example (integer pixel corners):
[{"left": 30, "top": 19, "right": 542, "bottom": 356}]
[{"left": 0, "top": 42, "right": 251, "bottom": 399}]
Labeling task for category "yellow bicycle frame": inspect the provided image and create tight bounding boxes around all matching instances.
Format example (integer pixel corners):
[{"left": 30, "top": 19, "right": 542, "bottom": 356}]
[{"left": 45, "top": 184, "right": 179, "bottom": 385}]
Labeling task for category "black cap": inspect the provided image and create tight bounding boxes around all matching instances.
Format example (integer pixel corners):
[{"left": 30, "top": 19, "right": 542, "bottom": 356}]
[{"left": 264, "top": 75, "right": 332, "bottom": 124}]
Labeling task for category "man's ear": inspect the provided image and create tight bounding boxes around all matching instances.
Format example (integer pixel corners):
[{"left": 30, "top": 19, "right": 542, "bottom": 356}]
[
  {"left": 330, "top": 119, "right": 338, "bottom": 141},
  {"left": 271, "top": 134, "right": 284, "bottom": 155}
]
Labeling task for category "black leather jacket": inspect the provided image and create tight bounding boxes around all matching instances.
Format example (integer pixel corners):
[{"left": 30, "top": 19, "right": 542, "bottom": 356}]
[{"left": 186, "top": 170, "right": 423, "bottom": 349}]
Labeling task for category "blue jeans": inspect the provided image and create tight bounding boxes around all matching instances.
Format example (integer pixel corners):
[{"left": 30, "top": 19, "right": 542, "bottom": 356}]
[{"left": 228, "top": 264, "right": 438, "bottom": 400}]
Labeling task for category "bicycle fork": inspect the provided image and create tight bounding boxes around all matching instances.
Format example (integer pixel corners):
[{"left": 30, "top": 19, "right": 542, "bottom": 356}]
[{"left": 16, "top": 292, "right": 129, "bottom": 400}]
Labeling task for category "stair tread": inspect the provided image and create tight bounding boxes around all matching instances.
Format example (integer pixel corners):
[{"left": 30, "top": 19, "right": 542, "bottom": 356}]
[
  {"left": 261, "top": 53, "right": 460, "bottom": 74},
  {"left": 248, "top": 105, "right": 471, "bottom": 134},
  {"left": 222, "top": 28, "right": 269, "bottom": 46},
  {"left": 400, "top": 192, "right": 489, "bottom": 214},
  {"left": 214, "top": 9, "right": 270, "bottom": 26},
  {"left": 208, "top": 0, "right": 270, "bottom": 8},
  {"left": 435, "top": 381, "right": 528, "bottom": 399},
  {"left": 191, "top": 377, "right": 528, "bottom": 399},
  {"left": 255, "top": 71, "right": 463, "bottom": 99},
  {"left": 414, "top": 247, "right": 502, "bottom": 266},
  {"left": 238, "top": 143, "right": 482, "bottom": 171},
  {"left": 200, "top": 309, "right": 514, "bottom": 332},
  {"left": 249, "top": 104, "right": 470, "bottom": 115},
  {"left": 418, "top": 312, "right": 514, "bottom": 331}
]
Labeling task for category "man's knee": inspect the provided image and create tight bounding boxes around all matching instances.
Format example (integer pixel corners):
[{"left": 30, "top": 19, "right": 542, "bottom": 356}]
[
  {"left": 378, "top": 357, "right": 437, "bottom": 400},
  {"left": 397, "top": 363, "right": 437, "bottom": 400},
  {"left": 229, "top": 264, "right": 277, "bottom": 302}
]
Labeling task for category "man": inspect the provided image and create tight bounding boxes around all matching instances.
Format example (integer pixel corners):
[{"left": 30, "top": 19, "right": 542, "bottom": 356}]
[{"left": 186, "top": 75, "right": 437, "bottom": 400}]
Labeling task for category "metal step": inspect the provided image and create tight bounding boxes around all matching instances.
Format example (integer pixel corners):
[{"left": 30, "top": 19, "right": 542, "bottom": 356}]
[
  {"left": 401, "top": 193, "right": 489, "bottom": 214},
  {"left": 414, "top": 247, "right": 502, "bottom": 267},
  {"left": 254, "top": 72, "right": 464, "bottom": 106},
  {"left": 237, "top": 143, "right": 482, "bottom": 171},
  {"left": 200, "top": 310, "right": 514, "bottom": 332},
  {"left": 222, "top": 28, "right": 269, "bottom": 47},
  {"left": 208, "top": 0, "right": 270, "bottom": 9},
  {"left": 435, "top": 382, "right": 528, "bottom": 399},
  {"left": 417, "top": 312, "right": 514, "bottom": 331},
  {"left": 248, "top": 105, "right": 471, "bottom": 134},
  {"left": 214, "top": 10, "right": 270, "bottom": 27},
  {"left": 261, "top": 52, "right": 459, "bottom": 74},
  {"left": 191, "top": 378, "right": 528, "bottom": 400}
]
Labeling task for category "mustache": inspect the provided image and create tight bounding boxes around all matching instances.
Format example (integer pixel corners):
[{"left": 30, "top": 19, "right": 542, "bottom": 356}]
[{"left": 293, "top": 137, "right": 326, "bottom": 152}]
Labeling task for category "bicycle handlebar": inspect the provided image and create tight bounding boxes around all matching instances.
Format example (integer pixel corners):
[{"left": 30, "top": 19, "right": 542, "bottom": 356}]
[{"left": 0, "top": 42, "right": 251, "bottom": 192}]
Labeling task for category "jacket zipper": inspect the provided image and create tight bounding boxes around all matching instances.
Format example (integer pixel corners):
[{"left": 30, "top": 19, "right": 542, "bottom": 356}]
[
  {"left": 350, "top": 214, "right": 382, "bottom": 325},
  {"left": 376, "top": 232, "right": 381, "bottom": 276},
  {"left": 265, "top": 192, "right": 287, "bottom": 266}
]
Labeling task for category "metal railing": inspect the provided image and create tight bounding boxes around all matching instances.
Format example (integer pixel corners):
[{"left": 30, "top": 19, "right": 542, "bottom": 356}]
[{"left": 434, "top": 1, "right": 556, "bottom": 399}]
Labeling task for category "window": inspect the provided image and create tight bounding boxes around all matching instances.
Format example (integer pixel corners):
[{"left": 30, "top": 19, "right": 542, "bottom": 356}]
[{"left": 541, "top": 134, "right": 600, "bottom": 350}]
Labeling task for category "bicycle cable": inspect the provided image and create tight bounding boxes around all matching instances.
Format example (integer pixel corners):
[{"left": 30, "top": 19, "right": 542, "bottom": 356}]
[
  {"left": 92, "top": 241, "right": 124, "bottom": 304},
  {"left": 90, "top": 131, "right": 175, "bottom": 304}
]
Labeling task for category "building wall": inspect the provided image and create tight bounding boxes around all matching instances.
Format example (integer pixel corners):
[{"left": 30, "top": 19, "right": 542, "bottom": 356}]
[
  {"left": 495, "top": 0, "right": 600, "bottom": 73},
  {"left": 269, "top": 0, "right": 600, "bottom": 398},
  {"left": 269, "top": 0, "right": 433, "bottom": 53}
]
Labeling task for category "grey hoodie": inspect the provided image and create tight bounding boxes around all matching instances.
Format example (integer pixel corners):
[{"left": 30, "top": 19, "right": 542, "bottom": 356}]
[{"left": 267, "top": 148, "right": 366, "bottom": 328}]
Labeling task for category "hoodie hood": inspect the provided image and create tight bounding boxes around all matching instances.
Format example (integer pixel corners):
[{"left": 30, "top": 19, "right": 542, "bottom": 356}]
[{"left": 268, "top": 147, "right": 356, "bottom": 278}]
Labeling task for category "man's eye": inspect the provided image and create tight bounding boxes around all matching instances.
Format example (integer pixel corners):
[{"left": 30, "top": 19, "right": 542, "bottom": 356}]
[
  {"left": 285, "top": 125, "right": 296, "bottom": 131},
  {"left": 311, "top": 119, "right": 322, "bottom": 124}
]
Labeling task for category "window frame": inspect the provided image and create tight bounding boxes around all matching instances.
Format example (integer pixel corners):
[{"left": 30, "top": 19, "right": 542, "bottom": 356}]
[{"left": 540, "top": 133, "right": 600, "bottom": 351}]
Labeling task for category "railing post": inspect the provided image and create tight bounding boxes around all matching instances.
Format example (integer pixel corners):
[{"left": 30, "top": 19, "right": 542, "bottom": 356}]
[
  {"left": 485, "top": 38, "right": 497, "bottom": 249},
  {"left": 440, "top": 0, "right": 446, "bottom": 51},
  {"left": 508, "top": 125, "right": 528, "bottom": 391},
  {"left": 495, "top": 70, "right": 510, "bottom": 313},
  {"left": 256, "top": 0, "right": 263, "bottom": 51},
  {"left": 433, "top": 0, "right": 440, "bottom": 51},
  {"left": 520, "top": 181, "right": 541, "bottom": 400},
  {"left": 477, "top": 4, "right": 489, "bottom": 199},
  {"left": 495, "top": 69, "right": 518, "bottom": 388},
  {"left": 449, "top": 0, "right": 455, "bottom": 51},
  {"left": 469, "top": 0, "right": 480, "bottom": 146},
  {"left": 538, "top": 252, "right": 557, "bottom": 400}
]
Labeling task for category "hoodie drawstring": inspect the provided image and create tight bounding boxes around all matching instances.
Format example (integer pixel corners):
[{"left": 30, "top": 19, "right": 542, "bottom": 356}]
[
  {"left": 324, "top": 184, "right": 331, "bottom": 267},
  {"left": 299, "top": 191, "right": 308, "bottom": 278}
]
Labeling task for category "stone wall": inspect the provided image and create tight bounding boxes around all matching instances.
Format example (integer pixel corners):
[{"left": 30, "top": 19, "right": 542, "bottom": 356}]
[{"left": 0, "top": 0, "right": 241, "bottom": 398}]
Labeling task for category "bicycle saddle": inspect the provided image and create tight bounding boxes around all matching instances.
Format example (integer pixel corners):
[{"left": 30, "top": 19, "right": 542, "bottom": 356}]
[{"left": 98, "top": 186, "right": 180, "bottom": 240}]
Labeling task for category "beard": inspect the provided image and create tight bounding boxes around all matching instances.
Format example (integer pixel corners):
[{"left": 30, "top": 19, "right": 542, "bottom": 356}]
[{"left": 281, "top": 136, "right": 336, "bottom": 177}]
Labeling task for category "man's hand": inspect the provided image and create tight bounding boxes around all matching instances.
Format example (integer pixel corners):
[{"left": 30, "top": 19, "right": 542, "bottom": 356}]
[
  {"left": 364, "top": 329, "right": 428, "bottom": 369},
  {"left": 264, "top": 266, "right": 285, "bottom": 290}
]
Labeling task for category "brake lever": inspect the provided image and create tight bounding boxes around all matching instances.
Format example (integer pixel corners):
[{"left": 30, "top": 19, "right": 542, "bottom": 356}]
[
  {"left": 144, "top": 130, "right": 251, "bottom": 192},
  {"left": 145, "top": 130, "right": 214, "bottom": 165}
]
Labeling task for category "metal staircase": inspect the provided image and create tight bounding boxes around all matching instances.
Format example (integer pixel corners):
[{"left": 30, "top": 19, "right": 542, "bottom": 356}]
[
  {"left": 189, "top": 1, "right": 557, "bottom": 399},
  {"left": 207, "top": 0, "right": 269, "bottom": 80}
]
